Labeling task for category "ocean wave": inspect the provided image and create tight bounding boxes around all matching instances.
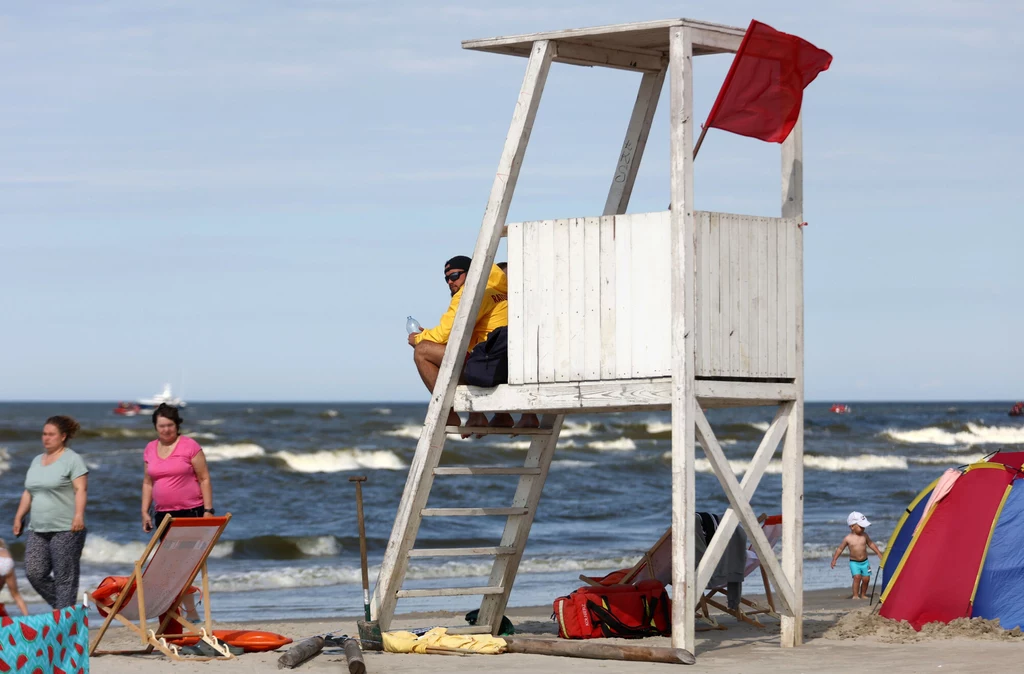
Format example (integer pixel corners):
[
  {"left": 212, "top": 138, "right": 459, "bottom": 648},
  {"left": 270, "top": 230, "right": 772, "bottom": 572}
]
[
  {"left": 383, "top": 423, "right": 469, "bottom": 442},
  {"left": 675, "top": 453, "right": 908, "bottom": 474},
  {"left": 883, "top": 423, "right": 1024, "bottom": 447},
  {"left": 272, "top": 448, "right": 405, "bottom": 473},
  {"left": 561, "top": 421, "right": 598, "bottom": 437},
  {"left": 0, "top": 447, "right": 10, "bottom": 475},
  {"left": 550, "top": 460, "right": 597, "bottom": 469},
  {"left": 382, "top": 424, "right": 421, "bottom": 439},
  {"left": 747, "top": 421, "right": 770, "bottom": 432},
  {"left": 82, "top": 535, "right": 233, "bottom": 565},
  {"left": 198, "top": 419, "right": 224, "bottom": 426},
  {"left": 231, "top": 535, "right": 341, "bottom": 559},
  {"left": 587, "top": 438, "right": 637, "bottom": 451},
  {"left": 320, "top": 409, "right": 340, "bottom": 418},
  {"left": 491, "top": 440, "right": 532, "bottom": 450},
  {"left": 645, "top": 421, "right": 672, "bottom": 435},
  {"left": 208, "top": 565, "right": 362, "bottom": 593},
  {"left": 204, "top": 443, "right": 266, "bottom": 462},
  {"left": 909, "top": 453, "right": 985, "bottom": 466},
  {"left": 372, "top": 408, "right": 392, "bottom": 415}
]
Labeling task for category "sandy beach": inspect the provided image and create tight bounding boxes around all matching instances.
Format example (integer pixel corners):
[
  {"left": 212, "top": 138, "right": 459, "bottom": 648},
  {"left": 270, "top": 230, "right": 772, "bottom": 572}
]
[{"left": 89, "top": 588, "right": 1024, "bottom": 673}]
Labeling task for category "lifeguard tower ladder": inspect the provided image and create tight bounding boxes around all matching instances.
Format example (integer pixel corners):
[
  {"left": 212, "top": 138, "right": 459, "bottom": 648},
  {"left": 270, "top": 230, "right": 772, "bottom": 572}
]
[{"left": 373, "top": 18, "right": 806, "bottom": 653}]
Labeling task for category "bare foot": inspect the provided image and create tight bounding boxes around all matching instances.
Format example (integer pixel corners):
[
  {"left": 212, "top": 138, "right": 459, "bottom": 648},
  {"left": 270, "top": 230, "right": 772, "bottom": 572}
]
[
  {"left": 447, "top": 410, "right": 462, "bottom": 427},
  {"left": 490, "top": 413, "right": 515, "bottom": 428},
  {"left": 464, "top": 412, "right": 489, "bottom": 439},
  {"left": 516, "top": 414, "right": 540, "bottom": 429}
]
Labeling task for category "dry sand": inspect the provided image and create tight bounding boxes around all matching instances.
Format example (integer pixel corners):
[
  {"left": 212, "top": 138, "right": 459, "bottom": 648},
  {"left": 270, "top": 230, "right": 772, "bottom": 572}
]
[{"left": 90, "top": 588, "right": 1024, "bottom": 673}]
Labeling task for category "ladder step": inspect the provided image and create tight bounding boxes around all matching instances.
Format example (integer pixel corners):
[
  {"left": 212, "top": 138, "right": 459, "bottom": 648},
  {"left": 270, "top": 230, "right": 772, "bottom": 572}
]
[
  {"left": 422, "top": 507, "right": 529, "bottom": 517},
  {"left": 434, "top": 466, "right": 542, "bottom": 476},
  {"left": 446, "top": 426, "right": 552, "bottom": 436},
  {"left": 396, "top": 586, "right": 504, "bottom": 599},
  {"left": 408, "top": 546, "right": 516, "bottom": 558}
]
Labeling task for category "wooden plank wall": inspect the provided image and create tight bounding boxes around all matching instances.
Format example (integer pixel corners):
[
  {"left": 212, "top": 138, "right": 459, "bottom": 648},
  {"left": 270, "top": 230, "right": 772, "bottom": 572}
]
[{"left": 506, "top": 211, "right": 798, "bottom": 384}]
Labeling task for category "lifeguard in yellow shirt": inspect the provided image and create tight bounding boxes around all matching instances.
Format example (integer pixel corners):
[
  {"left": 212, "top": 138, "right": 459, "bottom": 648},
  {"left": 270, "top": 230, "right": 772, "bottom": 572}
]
[{"left": 408, "top": 255, "right": 538, "bottom": 433}]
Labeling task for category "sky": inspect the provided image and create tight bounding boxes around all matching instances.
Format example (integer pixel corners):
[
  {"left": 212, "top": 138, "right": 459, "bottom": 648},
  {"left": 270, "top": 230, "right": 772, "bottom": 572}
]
[{"left": 1, "top": 0, "right": 1021, "bottom": 402}]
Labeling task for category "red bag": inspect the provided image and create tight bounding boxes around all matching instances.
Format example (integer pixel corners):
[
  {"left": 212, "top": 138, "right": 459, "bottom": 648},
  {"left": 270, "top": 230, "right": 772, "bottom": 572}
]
[{"left": 552, "top": 579, "right": 671, "bottom": 639}]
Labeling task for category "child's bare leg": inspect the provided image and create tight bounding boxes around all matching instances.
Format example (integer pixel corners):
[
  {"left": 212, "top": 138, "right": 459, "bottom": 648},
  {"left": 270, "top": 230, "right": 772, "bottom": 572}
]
[
  {"left": 183, "top": 593, "right": 200, "bottom": 621},
  {"left": 851, "top": 576, "right": 864, "bottom": 599},
  {"left": 859, "top": 576, "right": 870, "bottom": 599}
]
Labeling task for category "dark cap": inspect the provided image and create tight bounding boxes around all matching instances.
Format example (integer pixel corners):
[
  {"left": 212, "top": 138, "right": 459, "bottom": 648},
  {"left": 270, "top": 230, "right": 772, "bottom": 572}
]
[{"left": 444, "top": 255, "right": 472, "bottom": 273}]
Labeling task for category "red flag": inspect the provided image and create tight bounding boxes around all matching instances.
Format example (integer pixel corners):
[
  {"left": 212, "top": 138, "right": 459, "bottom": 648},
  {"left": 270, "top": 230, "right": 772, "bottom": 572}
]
[{"left": 704, "top": 20, "right": 832, "bottom": 144}]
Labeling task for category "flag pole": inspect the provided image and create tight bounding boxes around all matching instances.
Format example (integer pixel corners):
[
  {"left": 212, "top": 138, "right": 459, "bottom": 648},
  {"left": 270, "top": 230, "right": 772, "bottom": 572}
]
[{"left": 692, "top": 124, "right": 709, "bottom": 160}]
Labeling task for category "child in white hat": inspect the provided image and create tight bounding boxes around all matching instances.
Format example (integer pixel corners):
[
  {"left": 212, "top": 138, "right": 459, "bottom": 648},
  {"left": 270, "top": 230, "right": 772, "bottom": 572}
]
[{"left": 831, "top": 511, "right": 883, "bottom": 599}]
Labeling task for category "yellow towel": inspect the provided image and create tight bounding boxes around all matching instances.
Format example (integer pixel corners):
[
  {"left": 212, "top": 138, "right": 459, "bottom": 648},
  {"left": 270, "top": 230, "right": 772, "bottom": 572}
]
[{"left": 382, "top": 627, "right": 507, "bottom": 654}]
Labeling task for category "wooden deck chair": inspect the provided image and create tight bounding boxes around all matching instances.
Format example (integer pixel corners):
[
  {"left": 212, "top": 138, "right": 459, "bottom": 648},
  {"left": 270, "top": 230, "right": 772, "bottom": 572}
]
[
  {"left": 578, "top": 527, "right": 673, "bottom": 588},
  {"left": 579, "top": 514, "right": 783, "bottom": 630},
  {"left": 698, "top": 514, "right": 783, "bottom": 629},
  {"left": 89, "top": 515, "right": 233, "bottom": 661}
]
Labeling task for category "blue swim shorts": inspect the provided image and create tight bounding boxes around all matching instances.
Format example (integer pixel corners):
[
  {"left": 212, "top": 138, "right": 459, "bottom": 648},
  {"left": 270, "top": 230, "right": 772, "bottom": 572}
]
[{"left": 849, "top": 559, "right": 871, "bottom": 578}]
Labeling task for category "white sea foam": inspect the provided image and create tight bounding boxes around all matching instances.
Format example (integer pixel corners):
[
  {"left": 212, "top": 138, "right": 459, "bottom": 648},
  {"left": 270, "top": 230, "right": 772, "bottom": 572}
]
[
  {"left": 550, "top": 460, "right": 597, "bottom": 469},
  {"left": 587, "top": 438, "right": 637, "bottom": 451},
  {"left": 747, "top": 421, "right": 770, "bottom": 432},
  {"left": 560, "top": 421, "right": 596, "bottom": 437},
  {"left": 645, "top": 421, "right": 672, "bottom": 435},
  {"left": 296, "top": 535, "right": 341, "bottom": 556},
  {"left": 492, "top": 440, "right": 533, "bottom": 450},
  {"left": 208, "top": 565, "right": 363, "bottom": 593},
  {"left": 372, "top": 408, "right": 392, "bottom": 415},
  {"left": 804, "top": 455, "right": 908, "bottom": 471},
  {"left": 884, "top": 423, "right": 1024, "bottom": 447},
  {"left": 384, "top": 424, "right": 469, "bottom": 442},
  {"left": 383, "top": 424, "right": 421, "bottom": 439},
  {"left": 321, "top": 409, "right": 340, "bottom": 418},
  {"left": 677, "top": 453, "right": 908, "bottom": 474},
  {"left": 82, "top": 535, "right": 232, "bottom": 565},
  {"left": 204, "top": 443, "right": 267, "bottom": 462},
  {"left": 909, "top": 453, "right": 985, "bottom": 466},
  {"left": 273, "top": 448, "right": 405, "bottom": 473},
  {"left": 0, "top": 447, "right": 12, "bottom": 476},
  {"left": 198, "top": 419, "right": 224, "bottom": 426}
]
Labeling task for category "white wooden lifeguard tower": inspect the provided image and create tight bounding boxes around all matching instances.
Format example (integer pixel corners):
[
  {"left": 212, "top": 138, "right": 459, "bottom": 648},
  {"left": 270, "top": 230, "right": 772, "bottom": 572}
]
[{"left": 373, "top": 18, "right": 807, "bottom": 654}]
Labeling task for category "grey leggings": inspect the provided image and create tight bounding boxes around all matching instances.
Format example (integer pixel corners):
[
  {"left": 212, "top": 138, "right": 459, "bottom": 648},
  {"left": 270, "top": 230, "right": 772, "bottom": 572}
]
[{"left": 24, "top": 529, "right": 87, "bottom": 609}]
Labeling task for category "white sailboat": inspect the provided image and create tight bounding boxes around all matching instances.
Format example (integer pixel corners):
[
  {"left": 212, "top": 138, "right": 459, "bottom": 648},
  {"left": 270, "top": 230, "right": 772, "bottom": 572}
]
[{"left": 137, "top": 383, "right": 187, "bottom": 411}]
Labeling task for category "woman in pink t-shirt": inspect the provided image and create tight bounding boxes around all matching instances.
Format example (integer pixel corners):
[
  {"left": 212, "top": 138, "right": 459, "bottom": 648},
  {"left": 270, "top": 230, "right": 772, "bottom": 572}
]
[{"left": 141, "top": 404, "right": 215, "bottom": 533}]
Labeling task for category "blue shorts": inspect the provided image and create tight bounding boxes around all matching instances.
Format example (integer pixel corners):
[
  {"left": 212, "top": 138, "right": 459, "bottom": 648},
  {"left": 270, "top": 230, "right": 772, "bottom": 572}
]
[{"left": 849, "top": 559, "right": 871, "bottom": 578}]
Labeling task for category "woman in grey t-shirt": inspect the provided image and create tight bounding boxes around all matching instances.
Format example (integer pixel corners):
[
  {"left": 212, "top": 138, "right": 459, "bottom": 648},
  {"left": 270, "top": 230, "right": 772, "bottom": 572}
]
[{"left": 12, "top": 415, "right": 89, "bottom": 609}]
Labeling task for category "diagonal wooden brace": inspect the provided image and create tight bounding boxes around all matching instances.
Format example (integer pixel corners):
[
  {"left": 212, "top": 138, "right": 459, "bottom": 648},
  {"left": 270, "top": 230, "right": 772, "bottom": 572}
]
[
  {"left": 696, "top": 402, "right": 791, "bottom": 594},
  {"left": 694, "top": 406, "right": 796, "bottom": 615}
]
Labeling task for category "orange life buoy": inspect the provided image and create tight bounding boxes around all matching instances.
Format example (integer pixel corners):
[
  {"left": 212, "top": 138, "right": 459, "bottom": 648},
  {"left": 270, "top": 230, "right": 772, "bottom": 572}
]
[
  {"left": 92, "top": 576, "right": 199, "bottom": 617},
  {"left": 169, "top": 630, "right": 293, "bottom": 652}
]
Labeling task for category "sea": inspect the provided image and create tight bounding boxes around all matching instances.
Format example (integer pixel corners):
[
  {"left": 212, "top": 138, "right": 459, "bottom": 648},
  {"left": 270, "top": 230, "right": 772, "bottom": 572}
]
[{"left": 1, "top": 401, "right": 1022, "bottom": 625}]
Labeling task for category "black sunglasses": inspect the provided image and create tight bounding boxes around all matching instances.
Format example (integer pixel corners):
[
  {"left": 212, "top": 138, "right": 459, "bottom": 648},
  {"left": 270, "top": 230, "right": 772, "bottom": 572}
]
[{"left": 444, "top": 270, "right": 466, "bottom": 283}]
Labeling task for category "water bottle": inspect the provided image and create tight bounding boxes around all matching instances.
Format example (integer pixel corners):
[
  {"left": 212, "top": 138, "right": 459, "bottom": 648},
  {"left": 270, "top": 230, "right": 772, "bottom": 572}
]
[{"left": 406, "top": 316, "right": 422, "bottom": 335}]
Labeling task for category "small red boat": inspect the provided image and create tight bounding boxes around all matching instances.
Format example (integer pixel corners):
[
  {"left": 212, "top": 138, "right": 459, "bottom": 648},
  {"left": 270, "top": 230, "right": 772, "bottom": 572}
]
[
  {"left": 113, "top": 401, "right": 142, "bottom": 416},
  {"left": 830, "top": 403, "right": 852, "bottom": 414},
  {"left": 1010, "top": 402, "right": 1024, "bottom": 417}
]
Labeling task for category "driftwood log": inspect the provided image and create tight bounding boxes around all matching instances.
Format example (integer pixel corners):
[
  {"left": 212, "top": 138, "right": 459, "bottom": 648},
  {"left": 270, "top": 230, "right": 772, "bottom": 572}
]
[
  {"left": 343, "top": 638, "right": 366, "bottom": 674},
  {"left": 277, "top": 636, "right": 325, "bottom": 669},
  {"left": 503, "top": 637, "right": 695, "bottom": 665}
]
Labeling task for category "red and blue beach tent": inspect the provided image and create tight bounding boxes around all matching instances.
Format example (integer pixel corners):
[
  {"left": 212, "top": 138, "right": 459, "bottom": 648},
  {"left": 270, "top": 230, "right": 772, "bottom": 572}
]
[{"left": 879, "top": 451, "right": 1024, "bottom": 630}]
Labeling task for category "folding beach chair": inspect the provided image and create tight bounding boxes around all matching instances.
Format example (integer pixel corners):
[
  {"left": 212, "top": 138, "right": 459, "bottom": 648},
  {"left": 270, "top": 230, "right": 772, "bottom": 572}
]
[
  {"left": 580, "top": 514, "right": 783, "bottom": 630},
  {"left": 698, "top": 514, "right": 783, "bottom": 629},
  {"left": 89, "top": 515, "right": 234, "bottom": 661}
]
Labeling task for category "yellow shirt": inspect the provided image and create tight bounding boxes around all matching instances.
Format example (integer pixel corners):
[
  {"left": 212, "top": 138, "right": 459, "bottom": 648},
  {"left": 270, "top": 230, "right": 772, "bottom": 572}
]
[{"left": 414, "top": 264, "right": 508, "bottom": 351}]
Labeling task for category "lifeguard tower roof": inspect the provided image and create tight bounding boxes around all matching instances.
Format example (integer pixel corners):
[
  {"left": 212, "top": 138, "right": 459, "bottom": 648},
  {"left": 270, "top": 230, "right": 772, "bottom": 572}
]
[{"left": 463, "top": 18, "right": 745, "bottom": 70}]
